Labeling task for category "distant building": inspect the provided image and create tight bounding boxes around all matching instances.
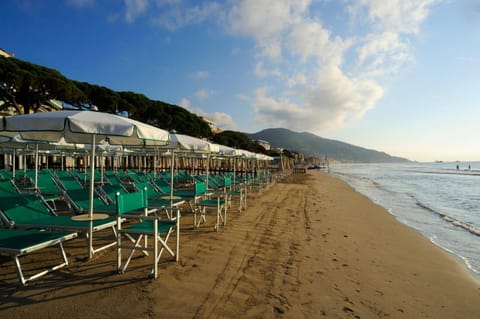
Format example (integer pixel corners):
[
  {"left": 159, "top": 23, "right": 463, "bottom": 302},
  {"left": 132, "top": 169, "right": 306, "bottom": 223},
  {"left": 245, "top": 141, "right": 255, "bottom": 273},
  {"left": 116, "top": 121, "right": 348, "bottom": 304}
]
[
  {"left": 203, "top": 117, "right": 222, "bottom": 134},
  {"left": 0, "top": 48, "right": 14, "bottom": 58},
  {"left": 253, "top": 139, "right": 271, "bottom": 150}
]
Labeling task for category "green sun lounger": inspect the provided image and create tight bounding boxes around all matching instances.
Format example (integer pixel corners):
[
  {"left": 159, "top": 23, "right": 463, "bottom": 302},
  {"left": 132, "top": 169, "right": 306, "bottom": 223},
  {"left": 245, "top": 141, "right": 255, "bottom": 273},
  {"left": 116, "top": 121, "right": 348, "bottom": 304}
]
[
  {"left": 116, "top": 188, "right": 180, "bottom": 279},
  {"left": 0, "top": 194, "right": 118, "bottom": 257},
  {"left": 0, "top": 228, "right": 77, "bottom": 286}
]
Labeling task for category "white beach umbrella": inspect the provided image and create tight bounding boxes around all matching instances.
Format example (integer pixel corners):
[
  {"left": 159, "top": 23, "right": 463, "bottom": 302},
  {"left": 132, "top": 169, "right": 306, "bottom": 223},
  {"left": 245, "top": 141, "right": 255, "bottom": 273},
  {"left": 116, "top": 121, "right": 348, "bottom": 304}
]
[
  {"left": 166, "top": 133, "right": 219, "bottom": 190},
  {"left": 216, "top": 144, "right": 246, "bottom": 185},
  {"left": 1, "top": 110, "right": 170, "bottom": 258}
]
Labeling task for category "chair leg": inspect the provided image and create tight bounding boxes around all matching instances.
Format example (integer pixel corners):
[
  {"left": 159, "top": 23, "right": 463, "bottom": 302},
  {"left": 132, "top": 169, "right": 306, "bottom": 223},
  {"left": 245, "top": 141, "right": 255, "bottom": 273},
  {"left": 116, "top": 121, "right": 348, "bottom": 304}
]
[
  {"left": 120, "top": 234, "right": 145, "bottom": 274},
  {"left": 14, "top": 242, "right": 70, "bottom": 286},
  {"left": 153, "top": 220, "right": 158, "bottom": 279}
]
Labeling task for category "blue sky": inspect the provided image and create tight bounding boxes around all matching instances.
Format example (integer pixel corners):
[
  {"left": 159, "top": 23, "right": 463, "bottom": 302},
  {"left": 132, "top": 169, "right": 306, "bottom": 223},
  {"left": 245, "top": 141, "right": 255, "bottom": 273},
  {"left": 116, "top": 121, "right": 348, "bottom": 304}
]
[{"left": 1, "top": 0, "right": 479, "bottom": 162}]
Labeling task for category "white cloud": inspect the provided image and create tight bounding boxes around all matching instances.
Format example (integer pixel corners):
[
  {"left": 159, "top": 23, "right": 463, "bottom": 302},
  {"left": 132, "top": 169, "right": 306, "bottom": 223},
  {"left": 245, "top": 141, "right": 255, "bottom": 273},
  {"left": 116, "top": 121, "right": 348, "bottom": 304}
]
[
  {"left": 356, "top": 31, "right": 411, "bottom": 77},
  {"left": 209, "top": 112, "right": 237, "bottom": 130},
  {"left": 124, "top": 0, "right": 148, "bottom": 23},
  {"left": 179, "top": 97, "right": 191, "bottom": 110},
  {"left": 235, "top": 93, "right": 250, "bottom": 102},
  {"left": 151, "top": 2, "right": 220, "bottom": 30},
  {"left": 226, "top": 0, "right": 436, "bottom": 133},
  {"left": 286, "top": 20, "right": 351, "bottom": 66},
  {"left": 254, "top": 61, "right": 283, "bottom": 79},
  {"left": 194, "top": 89, "right": 213, "bottom": 101},
  {"left": 228, "top": 0, "right": 312, "bottom": 59},
  {"left": 191, "top": 70, "right": 209, "bottom": 79},
  {"left": 66, "top": 0, "right": 95, "bottom": 7},
  {"left": 253, "top": 67, "right": 383, "bottom": 133},
  {"left": 254, "top": 62, "right": 267, "bottom": 78},
  {"left": 228, "top": 0, "right": 310, "bottom": 38},
  {"left": 348, "top": 0, "right": 439, "bottom": 34},
  {"left": 178, "top": 98, "right": 237, "bottom": 130},
  {"left": 119, "top": 1, "right": 437, "bottom": 134}
]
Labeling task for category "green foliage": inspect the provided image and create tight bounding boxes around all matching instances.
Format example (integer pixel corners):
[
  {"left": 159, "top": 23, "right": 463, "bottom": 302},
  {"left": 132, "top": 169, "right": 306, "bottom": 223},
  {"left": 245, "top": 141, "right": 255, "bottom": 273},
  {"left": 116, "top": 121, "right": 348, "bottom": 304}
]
[
  {"left": 0, "top": 56, "right": 212, "bottom": 138},
  {"left": 0, "top": 57, "right": 86, "bottom": 114},
  {"left": 212, "top": 130, "right": 267, "bottom": 153}
]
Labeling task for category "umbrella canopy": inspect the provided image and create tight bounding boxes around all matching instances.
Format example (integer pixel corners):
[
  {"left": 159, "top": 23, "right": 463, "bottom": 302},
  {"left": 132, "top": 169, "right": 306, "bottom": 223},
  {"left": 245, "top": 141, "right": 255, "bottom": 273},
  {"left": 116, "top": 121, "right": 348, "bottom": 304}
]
[
  {"left": 167, "top": 133, "right": 219, "bottom": 153},
  {"left": 217, "top": 144, "right": 244, "bottom": 157},
  {"left": 0, "top": 110, "right": 169, "bottom": 146},
  {"left": 0, "top": 110, "right": 170, "bottom": 258},
  {"left": 161, "top": 133, "right": 220, "bottom": 198}
]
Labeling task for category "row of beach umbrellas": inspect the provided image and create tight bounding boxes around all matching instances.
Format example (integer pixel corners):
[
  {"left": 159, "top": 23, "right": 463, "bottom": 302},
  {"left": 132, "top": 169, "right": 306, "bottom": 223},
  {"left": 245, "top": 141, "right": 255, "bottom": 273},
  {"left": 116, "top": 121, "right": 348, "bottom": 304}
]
[{"left": 0, "top": 110, "right": 274, "bottom": 258}]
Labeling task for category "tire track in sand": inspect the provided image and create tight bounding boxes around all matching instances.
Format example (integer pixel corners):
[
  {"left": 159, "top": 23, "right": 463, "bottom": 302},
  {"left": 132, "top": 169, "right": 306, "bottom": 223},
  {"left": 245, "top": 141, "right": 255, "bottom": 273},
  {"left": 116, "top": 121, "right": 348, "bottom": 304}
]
[{"left": 193, "top": 180, "right": 308, "bottom": 318}]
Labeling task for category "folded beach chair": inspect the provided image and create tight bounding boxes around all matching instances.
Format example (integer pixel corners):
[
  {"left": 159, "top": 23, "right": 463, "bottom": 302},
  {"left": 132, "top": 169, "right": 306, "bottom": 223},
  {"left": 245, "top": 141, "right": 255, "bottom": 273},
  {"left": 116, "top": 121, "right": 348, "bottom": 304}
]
[
  {"left": 195, "top": 179, "right": 229, "bottom": 231},
  {"left": 115, "top": 188, "right": 180, "bottom": 279},
  {"left": 222, "top": 173, "right": 247, "bottom": 212},
  {"left": 0, "top": 193, "right": 118, "bottom": 257},
  {"left": 0, "top": 228, "right": 77, "bottom": 286}
]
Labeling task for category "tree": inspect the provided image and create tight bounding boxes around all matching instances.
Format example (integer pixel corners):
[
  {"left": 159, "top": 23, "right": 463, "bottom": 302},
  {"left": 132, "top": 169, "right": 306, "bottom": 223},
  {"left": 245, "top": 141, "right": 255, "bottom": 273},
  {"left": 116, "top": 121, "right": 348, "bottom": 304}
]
[
  {"left": 0, "top": 57, "right": 86, "bottom": 114},
  {"left": 212, "top": 130, "right": 265, "bottom": 153},
  {"left": 0, "top": 56, "right": 213, "bottom": 139}
]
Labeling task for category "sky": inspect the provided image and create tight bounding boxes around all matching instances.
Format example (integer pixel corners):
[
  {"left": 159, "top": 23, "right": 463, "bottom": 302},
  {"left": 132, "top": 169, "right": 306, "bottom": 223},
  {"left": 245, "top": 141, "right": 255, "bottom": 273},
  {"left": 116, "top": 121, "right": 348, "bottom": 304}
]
[{"left": 1, "top": 0, "right": 479, "bottom": 162}]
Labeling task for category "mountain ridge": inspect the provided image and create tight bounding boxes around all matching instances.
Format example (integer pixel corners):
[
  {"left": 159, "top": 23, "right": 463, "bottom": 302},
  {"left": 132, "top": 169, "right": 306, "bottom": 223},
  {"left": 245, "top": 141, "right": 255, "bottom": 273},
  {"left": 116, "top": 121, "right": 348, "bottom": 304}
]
[{"left": 247, "top": 128, "right": 410, "bottom": 163}]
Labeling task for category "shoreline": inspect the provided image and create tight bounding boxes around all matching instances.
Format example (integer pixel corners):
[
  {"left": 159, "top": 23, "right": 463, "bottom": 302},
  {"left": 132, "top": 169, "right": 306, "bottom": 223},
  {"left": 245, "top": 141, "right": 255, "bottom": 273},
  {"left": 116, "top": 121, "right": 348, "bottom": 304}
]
[
  {"left": 330, "top": 165, "right": 480, "bottom": 283},
  {"left": 1, "top": 171, "right": 479, "bottom": 318}
]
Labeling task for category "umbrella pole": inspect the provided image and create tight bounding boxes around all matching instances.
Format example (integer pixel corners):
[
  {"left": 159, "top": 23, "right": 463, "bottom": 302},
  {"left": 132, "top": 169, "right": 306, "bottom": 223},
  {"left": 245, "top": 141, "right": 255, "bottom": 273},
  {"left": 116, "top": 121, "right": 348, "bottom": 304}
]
[
  {"left": 34, "top": 144, "right": 39, "bottom": 189},
  {"left": 88, "top": 134, "right": 96, "bottom": 259},
  {"left": 12, "top": 148, "right": 16, "bottom": 178},
  {"left": 100, "top": 153, "right": 104, "bottom": 185},
  {"left": 170, "top": 150, "right": 174, "bottom": 200},
  {"left": 169, "top": 149, "right": 179, "bottom": 261},
  {"left": 206, "top": 153, "right": 210, "bottom": 191},
  {"left": 233, "top": 156, "right": 236, "bottom": 186}
]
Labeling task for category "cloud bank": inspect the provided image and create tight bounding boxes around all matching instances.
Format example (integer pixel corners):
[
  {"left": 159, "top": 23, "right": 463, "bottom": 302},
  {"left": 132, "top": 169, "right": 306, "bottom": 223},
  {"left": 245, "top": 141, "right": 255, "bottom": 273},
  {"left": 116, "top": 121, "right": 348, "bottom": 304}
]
[{"left": 114, "top": 0, "right": 438, "bottom": 134}]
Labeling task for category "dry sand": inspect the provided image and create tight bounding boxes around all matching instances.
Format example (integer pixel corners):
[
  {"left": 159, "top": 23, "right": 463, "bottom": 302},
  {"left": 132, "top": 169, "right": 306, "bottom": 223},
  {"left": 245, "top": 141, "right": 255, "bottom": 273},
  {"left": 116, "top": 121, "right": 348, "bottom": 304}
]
[{"left": 1, "top": 171, "right": 479, "bottom": 318}]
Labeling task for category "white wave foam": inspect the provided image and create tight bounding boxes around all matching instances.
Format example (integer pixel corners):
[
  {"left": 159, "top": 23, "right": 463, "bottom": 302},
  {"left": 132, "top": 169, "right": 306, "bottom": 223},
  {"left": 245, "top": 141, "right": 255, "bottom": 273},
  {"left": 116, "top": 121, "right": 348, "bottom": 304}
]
[{"left": 429, "top": 236, "right": 479, "bottom": 274}]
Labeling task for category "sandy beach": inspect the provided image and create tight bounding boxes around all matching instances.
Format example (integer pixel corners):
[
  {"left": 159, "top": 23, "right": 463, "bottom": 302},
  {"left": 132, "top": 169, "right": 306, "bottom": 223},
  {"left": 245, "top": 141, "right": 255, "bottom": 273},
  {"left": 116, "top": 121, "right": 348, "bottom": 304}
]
[{"left": 1, "top": 171, "right": 479, "bottom": 318}]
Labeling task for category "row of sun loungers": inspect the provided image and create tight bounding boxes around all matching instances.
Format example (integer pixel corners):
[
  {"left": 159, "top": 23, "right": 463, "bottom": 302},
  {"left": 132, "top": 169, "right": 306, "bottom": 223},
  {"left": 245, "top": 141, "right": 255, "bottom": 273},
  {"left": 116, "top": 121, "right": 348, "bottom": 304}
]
[{"left": 0, "top": 167, "right": 277, "bottom": 286}]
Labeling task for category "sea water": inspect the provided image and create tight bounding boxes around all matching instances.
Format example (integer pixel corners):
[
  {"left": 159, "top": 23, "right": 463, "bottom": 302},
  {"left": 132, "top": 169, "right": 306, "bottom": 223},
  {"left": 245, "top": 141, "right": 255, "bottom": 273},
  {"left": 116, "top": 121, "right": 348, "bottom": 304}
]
[{"left": 330, "top": 162, "right": 480, "bottom": 280}]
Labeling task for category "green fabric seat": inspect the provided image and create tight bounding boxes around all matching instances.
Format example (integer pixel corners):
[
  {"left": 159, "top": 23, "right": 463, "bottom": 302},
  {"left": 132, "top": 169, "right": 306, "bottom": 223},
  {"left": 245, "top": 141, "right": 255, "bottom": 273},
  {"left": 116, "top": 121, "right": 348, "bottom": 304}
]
[
  {"left": 0, "top": 193, "right": 118, "bottom": 257},
  {"left": 123, "top": 220, "right": 176, "bottom": 234},
  {"left": 116, "top": 188, "right": 180, "bottom": 279}
]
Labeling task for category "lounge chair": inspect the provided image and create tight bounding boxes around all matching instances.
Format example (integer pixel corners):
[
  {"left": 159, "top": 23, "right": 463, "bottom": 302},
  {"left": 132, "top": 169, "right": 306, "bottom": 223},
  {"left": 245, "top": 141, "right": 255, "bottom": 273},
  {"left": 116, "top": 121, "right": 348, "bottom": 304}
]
[
  {"left": 115, "top": 188, "right": 180, "bottom": 279},
  {"left": 63, "top": 188, "right": 117, "bottom": 215},
  {"left": 0, "top": 228, "right": 77, "bottom": 286},
  {"left": 0, "top": 193, "right": 118, "bottom": 257},
  {"left": 196, "top": 178, "right": 230, "bottom": 231}
]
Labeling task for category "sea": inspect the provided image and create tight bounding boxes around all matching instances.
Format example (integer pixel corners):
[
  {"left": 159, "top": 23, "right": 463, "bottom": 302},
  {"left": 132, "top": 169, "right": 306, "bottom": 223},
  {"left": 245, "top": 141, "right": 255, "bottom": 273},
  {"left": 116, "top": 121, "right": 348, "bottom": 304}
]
[{"left": 329, "top": 161, "right": 480, "bottom": 280}]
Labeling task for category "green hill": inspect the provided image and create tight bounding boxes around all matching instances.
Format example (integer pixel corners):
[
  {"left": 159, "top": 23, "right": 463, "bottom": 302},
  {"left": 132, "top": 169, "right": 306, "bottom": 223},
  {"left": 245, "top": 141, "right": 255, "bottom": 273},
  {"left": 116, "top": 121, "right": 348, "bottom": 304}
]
[{"left": 248, "top": 128, "right": 410, "bottom": 163}]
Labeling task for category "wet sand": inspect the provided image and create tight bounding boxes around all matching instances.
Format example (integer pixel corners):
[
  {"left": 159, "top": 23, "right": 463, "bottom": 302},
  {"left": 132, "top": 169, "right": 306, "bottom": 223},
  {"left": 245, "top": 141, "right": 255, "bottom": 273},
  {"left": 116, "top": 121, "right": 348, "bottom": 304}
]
[{"left": 1, "top": 171, "right": 479, "bottom": 318}]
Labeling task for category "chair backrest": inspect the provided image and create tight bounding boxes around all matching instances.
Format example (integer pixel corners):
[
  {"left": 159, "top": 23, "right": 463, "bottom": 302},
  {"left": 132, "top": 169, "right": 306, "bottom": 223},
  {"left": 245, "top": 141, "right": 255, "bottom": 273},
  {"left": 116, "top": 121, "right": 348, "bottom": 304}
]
[
  {"left": 195, "top": 182, "right": 206, "bottom": 196},
  {"left": 54, "top": 171, "right": 83, "bottom": 191},
  {"left": 115, "top": 187, "right": 148, "bottom": 216},
  {"left": 1, "top": 194, "right": 53, "bottom": 224},
  {"left": 224, "top": 177, "right": 232, "bottom": 188},
  {"left": 0, "top": 180, "right": 19, "bottom": 196},
  {"left": 135, "top": 181, "right": 159, "bottom": 198},
  {"left": 35, "top": 171, "right": 62, "bottom": 194},
  {"left": 100, "top": 184, "right": 128, "bottom": 203}
]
